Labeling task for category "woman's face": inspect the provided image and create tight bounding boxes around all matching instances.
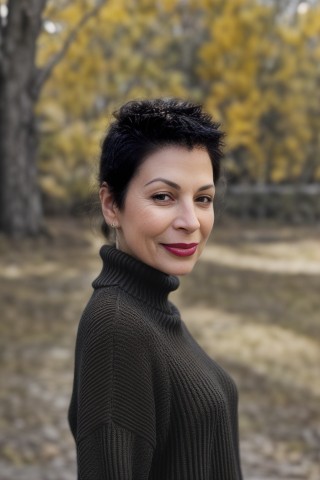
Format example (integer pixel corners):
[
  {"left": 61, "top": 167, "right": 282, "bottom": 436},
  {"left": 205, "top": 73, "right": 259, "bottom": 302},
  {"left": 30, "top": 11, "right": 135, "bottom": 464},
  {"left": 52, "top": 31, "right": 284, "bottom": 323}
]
[{"left": 114, "top": 146, "right": 215, "bottom": 276}]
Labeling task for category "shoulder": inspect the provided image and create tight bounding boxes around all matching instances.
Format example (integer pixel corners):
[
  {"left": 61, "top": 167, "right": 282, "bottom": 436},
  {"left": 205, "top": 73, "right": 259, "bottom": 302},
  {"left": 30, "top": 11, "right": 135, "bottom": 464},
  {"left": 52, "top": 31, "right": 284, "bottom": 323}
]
[
  {"left": 78, "top": 286, "right": 161, "bottom": 355},
  {"left": 76, "top": 286, "right": 119, "bottom": 343}
]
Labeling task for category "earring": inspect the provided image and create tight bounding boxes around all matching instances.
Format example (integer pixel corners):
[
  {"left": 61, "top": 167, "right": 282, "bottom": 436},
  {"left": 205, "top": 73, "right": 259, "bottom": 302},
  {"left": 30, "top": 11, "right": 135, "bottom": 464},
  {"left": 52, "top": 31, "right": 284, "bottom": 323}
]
[{"left": 111, "top": 221, "right": 118, "bottom": 229}]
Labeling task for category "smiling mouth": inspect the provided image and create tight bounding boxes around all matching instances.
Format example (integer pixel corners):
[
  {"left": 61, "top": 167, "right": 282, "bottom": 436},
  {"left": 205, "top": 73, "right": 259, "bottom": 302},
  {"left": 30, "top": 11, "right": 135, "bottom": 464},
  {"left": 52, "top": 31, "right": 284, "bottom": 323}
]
[{"left": 161, "top": 243, "right": 199, "bottom": 257}]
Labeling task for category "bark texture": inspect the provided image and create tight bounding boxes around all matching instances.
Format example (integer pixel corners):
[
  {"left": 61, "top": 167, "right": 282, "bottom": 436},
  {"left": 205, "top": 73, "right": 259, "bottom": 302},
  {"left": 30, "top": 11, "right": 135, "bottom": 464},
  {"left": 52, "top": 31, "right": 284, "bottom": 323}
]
[
  {"left": 0, "top": 0, "right": 46, "bottom": 235},
  {"left": 0, "top": 0, "right": 105, "bottom": 235}
]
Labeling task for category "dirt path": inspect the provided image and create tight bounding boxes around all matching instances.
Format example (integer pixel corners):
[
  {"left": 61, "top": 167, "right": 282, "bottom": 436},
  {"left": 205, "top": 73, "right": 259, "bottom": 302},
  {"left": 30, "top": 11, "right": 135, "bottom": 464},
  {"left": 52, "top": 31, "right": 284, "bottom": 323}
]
[
  {"left": 0, "top": 219, "right": 319, "bottom": 480},
  {"left": 201, "top": 241, "right": 320, "bottom": 275}
]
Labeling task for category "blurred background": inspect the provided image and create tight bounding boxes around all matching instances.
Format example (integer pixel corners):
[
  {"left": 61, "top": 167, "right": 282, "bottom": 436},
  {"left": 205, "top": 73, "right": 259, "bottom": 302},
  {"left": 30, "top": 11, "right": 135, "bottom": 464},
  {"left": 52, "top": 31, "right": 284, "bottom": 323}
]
[{"left": 0, "top": 0, "right": 319, "bottom": 479}]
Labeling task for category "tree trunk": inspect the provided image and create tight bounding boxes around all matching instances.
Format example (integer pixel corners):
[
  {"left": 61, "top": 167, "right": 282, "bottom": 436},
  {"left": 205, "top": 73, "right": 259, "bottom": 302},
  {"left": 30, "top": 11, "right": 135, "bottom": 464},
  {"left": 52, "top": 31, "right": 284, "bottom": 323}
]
[
  {"left": 0, "top": 0, "right": 46, "bottom": 236},
  {"left": 0, "top": 0, "right": 105, "bottom": 236}
]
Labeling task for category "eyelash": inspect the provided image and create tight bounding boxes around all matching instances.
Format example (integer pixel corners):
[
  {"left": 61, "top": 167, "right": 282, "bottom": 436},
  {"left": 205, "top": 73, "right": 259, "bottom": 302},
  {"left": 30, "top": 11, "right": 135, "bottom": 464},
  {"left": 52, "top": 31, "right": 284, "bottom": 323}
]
[
  {"left": 197, "top": 196, "right": 214, "bottom": 204},
  {"left": 151, "top": 193, "right": 213, "bottom": 204},
  {"left": 152, "top": 193, "right": 171, "bottom": 202}
]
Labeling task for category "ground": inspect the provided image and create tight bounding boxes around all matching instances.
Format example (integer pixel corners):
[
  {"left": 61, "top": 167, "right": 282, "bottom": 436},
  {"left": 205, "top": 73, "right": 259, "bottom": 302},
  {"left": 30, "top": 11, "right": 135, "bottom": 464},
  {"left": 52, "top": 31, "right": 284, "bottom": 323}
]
[{"left": 0, "top": 217, "right": 319, "bottom": 480}]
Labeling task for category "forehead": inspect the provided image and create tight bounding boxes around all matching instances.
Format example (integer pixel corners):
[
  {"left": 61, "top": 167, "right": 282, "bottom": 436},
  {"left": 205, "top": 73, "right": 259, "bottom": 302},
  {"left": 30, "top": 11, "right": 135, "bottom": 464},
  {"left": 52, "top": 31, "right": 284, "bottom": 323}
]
[{"left": 137, "top": 146, "right": 213, "bottom": 181}]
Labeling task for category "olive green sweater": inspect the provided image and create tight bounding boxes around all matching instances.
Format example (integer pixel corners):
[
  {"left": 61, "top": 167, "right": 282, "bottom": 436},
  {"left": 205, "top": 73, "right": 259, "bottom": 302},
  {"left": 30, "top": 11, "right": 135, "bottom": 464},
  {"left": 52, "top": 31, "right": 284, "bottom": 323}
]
[{"left": 68, "top": 245, "right": 242, "bottom": 479}]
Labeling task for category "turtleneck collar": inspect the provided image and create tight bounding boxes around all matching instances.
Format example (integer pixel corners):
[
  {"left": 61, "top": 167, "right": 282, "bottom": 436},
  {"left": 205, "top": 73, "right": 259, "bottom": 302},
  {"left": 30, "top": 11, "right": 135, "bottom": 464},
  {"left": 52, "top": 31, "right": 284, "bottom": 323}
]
[{"left": 92, "top": 245, "right": 180, "bottom": 315}]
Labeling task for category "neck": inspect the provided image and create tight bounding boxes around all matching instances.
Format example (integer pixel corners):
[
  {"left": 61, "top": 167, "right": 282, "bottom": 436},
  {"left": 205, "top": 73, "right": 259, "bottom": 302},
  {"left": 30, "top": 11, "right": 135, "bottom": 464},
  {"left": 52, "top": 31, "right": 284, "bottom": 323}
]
[{"left": 92, "top": 245, "right": 180, "bottom": 314}]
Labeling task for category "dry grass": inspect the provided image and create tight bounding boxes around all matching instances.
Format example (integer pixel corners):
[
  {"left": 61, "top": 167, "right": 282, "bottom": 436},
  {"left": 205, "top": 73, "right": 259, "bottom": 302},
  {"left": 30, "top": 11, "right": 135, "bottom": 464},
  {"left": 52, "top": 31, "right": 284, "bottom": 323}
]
[
  {"left": 0, "top": 217, "right": 319, "bottom": 480},
  {"left": 177, "top": 221, "right": 320, "bottom": 479}
]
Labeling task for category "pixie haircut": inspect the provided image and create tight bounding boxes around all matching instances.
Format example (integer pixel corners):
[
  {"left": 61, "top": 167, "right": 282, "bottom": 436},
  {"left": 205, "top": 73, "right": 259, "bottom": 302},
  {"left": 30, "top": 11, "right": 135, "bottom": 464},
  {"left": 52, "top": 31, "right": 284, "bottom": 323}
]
[{"left": 99, "top": 98, "right": 225, "bottom": 238}]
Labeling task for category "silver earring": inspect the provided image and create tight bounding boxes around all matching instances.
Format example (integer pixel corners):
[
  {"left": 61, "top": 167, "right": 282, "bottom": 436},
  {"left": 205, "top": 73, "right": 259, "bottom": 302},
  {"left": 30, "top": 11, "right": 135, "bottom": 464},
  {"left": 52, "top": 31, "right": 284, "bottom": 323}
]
[{"left": 111, "top": 222, "right": 118, "bottom": 229}]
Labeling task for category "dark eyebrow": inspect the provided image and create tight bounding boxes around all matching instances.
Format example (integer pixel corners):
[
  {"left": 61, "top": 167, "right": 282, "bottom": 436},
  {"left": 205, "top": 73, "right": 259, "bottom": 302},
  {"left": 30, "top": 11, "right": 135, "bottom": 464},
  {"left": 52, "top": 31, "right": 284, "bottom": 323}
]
[
  {"left": 144, "top": 177, "right": 215, "bottom": 193},
  {"left": 144, "top": 178, "right": 180, "bottom": 190},
  {"left": 198, "top": 184, "right": 215, "bottom": 193}
]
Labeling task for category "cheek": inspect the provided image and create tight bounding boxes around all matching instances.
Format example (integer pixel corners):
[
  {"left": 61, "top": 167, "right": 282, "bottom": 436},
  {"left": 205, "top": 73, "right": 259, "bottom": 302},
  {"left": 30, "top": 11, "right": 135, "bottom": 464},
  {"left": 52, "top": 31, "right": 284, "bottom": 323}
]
[
  {"left": 140, "top": 207, "right": 172, "bottom": 233},
  {"left": 202, "top": 210, "right": 214, "bottom": 236},
  {"left": 129, "top": 214, "right": 162, "bottom": 241}
]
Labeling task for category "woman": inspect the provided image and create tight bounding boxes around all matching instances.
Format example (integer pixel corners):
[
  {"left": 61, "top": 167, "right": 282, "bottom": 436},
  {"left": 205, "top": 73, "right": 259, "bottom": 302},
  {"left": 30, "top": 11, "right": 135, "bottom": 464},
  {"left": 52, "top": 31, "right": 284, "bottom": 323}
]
[{"left": 68, "top": 98, "right": 243, "bottom": 479}]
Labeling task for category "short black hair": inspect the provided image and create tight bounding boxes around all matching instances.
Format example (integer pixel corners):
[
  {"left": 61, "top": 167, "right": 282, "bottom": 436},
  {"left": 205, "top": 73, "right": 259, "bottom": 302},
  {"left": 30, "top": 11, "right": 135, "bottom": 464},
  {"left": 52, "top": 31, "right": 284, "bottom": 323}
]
[{"left": 99, "top": 98, "right": 225, "bottom": 238}]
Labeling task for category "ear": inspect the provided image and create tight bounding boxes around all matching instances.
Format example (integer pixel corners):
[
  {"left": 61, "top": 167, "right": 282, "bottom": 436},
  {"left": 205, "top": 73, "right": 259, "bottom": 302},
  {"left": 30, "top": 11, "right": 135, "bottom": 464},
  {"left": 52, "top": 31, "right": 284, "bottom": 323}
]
[{"left": 99, "top": 182, "right": 119, "bottom": 227}]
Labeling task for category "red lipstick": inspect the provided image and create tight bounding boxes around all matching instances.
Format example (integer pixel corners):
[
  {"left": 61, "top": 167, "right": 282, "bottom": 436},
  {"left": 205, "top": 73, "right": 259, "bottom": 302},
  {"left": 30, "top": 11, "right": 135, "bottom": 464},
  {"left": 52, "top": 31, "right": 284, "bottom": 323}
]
[{"left": 161, "top": 243, "right": 199, "bottom": 257}]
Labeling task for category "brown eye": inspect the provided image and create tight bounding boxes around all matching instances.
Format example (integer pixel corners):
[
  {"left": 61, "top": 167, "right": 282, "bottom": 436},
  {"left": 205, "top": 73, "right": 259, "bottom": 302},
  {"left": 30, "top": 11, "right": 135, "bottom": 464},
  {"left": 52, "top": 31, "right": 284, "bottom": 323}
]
[
  {"left": 196, "top": 196, "right": 213, "bottom": 204},
  {"left": 152, "top": 193, "right": 172, "bottom": 201}
]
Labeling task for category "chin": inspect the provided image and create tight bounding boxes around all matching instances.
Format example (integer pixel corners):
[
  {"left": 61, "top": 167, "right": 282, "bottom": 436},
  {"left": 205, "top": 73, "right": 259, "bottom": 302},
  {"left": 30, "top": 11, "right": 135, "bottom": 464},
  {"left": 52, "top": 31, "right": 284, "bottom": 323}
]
[{"left": 162, "top": 262, "right": 197, "bottom": 276}]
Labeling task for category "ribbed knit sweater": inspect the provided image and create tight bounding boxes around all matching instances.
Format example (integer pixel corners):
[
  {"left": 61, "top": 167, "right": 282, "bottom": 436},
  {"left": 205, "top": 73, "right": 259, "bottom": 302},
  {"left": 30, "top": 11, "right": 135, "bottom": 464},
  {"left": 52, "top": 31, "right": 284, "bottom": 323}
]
[{"left": 68, "top": 245, "right": 243, "bottom": 479}]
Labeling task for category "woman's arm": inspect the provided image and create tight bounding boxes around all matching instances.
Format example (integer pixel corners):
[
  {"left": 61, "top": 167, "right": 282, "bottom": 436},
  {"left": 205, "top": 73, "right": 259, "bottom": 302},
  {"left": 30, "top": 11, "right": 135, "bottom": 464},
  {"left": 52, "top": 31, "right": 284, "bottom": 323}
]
[
  {"left": 77, "top": 420, "right": 154, "bottom": 480},
  {"left": 70, "top": 290, "right": 167, "bottom": 479}
]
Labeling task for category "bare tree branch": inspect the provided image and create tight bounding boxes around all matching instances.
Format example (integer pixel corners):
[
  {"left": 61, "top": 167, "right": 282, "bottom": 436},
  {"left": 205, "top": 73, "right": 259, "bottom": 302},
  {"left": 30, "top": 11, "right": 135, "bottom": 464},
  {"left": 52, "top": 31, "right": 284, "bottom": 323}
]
[{"left": 33, "top": 0, "right": 106, "bottom": 97}]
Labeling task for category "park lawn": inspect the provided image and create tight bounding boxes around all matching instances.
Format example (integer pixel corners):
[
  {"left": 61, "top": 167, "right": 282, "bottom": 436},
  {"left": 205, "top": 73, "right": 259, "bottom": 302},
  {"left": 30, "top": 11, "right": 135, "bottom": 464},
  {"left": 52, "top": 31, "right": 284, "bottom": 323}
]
[{"left": 0, "top": 217, "right": 319, "bottom": 480}]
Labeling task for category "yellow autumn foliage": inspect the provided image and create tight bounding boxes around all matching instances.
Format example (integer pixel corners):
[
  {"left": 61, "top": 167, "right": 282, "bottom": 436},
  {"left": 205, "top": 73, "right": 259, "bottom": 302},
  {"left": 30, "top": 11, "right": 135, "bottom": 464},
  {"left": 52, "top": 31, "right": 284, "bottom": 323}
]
[{"left": 36, "top": 0, "right": 320, "bottom": 206}]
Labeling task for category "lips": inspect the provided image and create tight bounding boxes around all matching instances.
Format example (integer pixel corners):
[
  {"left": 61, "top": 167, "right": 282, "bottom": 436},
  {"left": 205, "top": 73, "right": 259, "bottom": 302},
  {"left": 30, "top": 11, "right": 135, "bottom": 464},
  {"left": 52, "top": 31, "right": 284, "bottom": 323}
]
[{"left": 161, "top": 243, "right": 199, "bottom": 257}]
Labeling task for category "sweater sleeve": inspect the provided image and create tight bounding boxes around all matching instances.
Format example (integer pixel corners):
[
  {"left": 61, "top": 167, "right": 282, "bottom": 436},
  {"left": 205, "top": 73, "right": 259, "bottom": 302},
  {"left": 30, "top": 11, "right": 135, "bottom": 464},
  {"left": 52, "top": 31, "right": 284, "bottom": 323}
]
[
  {"left": 77, "top": 421, "right": 154, "bottom": 480},
  {"left": 72, "top": 290, "right": 168, "bottom": 479}
]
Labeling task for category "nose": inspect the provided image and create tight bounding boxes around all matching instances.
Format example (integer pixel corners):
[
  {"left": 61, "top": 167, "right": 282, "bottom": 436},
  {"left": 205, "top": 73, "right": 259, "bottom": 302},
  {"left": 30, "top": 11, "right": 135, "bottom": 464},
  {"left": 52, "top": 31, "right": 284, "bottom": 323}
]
[{"left": 172, "top": 201, "right": 200, "bottom": 233}]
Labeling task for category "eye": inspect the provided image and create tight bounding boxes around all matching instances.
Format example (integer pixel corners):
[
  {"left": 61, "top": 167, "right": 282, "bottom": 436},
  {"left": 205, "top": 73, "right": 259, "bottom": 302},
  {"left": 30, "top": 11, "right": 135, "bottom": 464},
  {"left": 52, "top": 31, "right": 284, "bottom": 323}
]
[
  {"left": 196, "top": 195, "right": 213, "bottom": 204},
  {"left": 152, "top": 193, "right": 173, "bottom": 202}
]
